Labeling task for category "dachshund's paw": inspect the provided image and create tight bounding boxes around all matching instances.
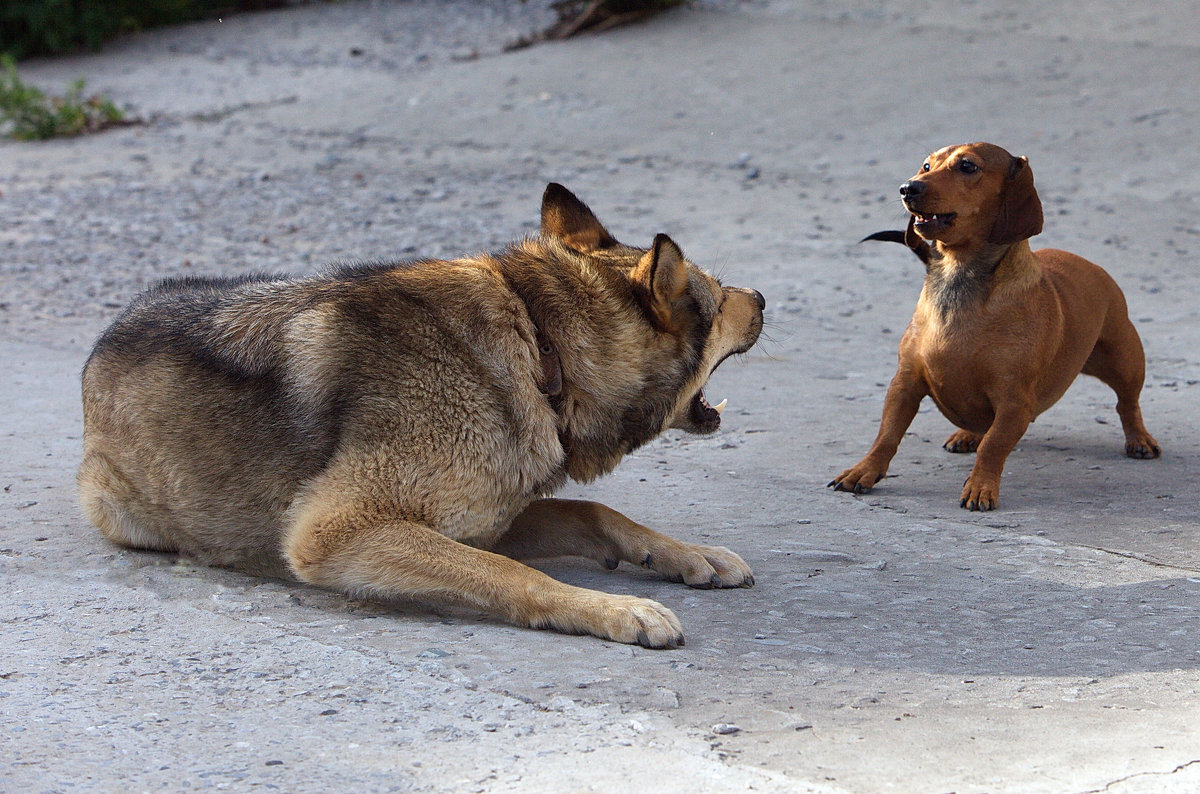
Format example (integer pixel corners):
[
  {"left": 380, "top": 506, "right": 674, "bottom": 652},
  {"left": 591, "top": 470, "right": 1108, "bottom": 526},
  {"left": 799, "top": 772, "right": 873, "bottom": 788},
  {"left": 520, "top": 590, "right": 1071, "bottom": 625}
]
[
  {"left": 828, "top": 462, "right": 887, "bottom": 495},
  {"left": 960, "top": 475, "right": 1000, "bottom": 511},
  {"left": 1125, "top": 432, "right": 1161, "bottom": 459},
  {"left": 943, "top": 430, "right": 982, "bottom": 453}
]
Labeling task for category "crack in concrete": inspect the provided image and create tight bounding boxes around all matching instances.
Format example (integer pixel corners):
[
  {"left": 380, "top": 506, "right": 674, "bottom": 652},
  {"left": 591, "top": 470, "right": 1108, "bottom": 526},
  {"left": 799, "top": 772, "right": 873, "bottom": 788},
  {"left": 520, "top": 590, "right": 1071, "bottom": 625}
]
[
  {"left": 184, "top": 95, "right": 300, "bottom": 124},
  {"left": 1077, "top": 758, "right": 1200, "bottom": 794},
  {"left": 1070, "top": 543, "right": 1200, "bottom": 575}
]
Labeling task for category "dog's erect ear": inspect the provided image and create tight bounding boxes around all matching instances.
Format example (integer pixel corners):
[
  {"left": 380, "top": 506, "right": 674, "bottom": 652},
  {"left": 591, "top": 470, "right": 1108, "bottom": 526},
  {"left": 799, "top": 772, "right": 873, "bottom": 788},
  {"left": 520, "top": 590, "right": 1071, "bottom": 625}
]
[
  {"left": 540, "top": 183, "right": 618, "bottom": 253},
  {"left": 632, "top": 233, "right": 688, "bottom": 330},
  {"left": 988, "top": 156, "right": 1043, "bottom": 245}
]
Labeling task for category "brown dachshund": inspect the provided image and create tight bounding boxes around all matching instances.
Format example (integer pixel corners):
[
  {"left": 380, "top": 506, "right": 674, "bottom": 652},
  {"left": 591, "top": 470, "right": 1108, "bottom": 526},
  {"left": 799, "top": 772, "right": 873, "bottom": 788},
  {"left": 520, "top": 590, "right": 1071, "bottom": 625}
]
[{"left": 831, "top": 142, "right": 1159, "bottom": 510}]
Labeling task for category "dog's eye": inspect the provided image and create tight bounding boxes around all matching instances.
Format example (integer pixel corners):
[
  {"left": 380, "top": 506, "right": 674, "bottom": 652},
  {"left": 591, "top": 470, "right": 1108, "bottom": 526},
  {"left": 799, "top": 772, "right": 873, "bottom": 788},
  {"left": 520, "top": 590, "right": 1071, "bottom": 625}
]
[
  {"left": 958, "top": 160, "right": 979, "bottom": 174},
  {"left": 922, "top": 163, "right": 930, "bottom": 172}
]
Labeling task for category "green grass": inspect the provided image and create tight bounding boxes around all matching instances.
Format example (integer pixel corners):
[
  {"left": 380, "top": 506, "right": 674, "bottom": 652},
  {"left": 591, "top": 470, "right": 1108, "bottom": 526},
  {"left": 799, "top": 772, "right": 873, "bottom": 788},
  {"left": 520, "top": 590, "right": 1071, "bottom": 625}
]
[{"left": 0, "top": 54, "right": 125, "bottom": 140}]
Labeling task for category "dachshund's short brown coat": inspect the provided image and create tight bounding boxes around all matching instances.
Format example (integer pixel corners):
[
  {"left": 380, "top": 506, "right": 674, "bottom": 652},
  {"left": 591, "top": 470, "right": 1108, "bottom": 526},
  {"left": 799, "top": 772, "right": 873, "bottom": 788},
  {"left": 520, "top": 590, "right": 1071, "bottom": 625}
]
[{"left": 832, "top": 142, "right": 1159, "bottom": 510}]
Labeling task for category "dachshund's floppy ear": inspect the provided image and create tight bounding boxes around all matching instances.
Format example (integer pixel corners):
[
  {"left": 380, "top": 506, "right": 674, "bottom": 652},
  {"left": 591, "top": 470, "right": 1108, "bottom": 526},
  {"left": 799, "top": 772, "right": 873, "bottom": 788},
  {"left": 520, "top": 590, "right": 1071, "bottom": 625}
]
[
  {"left": 988, "top": 156, "right": 1043, "bottom": 245},
  {"left": 904, "top": 215, "right": 933, "bottom": 265}
]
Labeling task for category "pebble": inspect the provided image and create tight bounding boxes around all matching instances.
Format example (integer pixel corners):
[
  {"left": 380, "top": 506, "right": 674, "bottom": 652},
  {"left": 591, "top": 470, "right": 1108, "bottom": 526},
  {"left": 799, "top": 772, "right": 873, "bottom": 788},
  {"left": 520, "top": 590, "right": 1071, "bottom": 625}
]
[{"left": 650, "top": 687, "right": 680, "bottom": 708}]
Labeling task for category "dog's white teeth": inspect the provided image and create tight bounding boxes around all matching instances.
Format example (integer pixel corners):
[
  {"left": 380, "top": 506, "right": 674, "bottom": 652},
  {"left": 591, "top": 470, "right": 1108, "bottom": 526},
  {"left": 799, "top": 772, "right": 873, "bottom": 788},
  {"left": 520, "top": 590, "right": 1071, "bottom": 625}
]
[{"left": 713, "top": 398, "right": 728, "bottom": 415}]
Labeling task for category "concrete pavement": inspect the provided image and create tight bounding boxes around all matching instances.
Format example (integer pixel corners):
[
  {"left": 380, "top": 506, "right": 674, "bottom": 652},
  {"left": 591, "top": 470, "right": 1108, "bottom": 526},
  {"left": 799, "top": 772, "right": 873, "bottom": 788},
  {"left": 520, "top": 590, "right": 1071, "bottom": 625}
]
[{"left": 2, "top": 1, "right": 1198, "bottom": 791}]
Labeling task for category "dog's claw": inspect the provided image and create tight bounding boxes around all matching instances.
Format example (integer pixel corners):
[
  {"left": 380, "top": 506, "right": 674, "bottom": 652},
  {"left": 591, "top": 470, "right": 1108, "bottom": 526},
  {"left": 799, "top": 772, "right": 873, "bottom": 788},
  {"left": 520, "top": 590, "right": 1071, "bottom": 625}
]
[
  {"left": 829, "top": 474, "right": 877, "bottom": 494},
  {"left": 962, "top": 491, "right": 996, "bottom": 511},
  {"left": 1126, "top": 442, "right": 1161, "bottom": 460},
  {"left": 642, "top": 553, "right": 654, "bottom": 568},
  {"left": 636, "top": 629, "right": 683, "bottom": 650},
  {"left": 604, "top": 556, "right": 620, "bottom": 570}
]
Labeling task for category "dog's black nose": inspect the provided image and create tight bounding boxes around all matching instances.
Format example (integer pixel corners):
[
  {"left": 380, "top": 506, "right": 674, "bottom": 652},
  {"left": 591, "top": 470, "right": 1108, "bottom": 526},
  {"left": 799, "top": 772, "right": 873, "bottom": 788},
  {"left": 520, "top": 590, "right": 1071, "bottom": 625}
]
[
  {"left": 751, "top": 290, "right": 766, "bottom": 310},
  {"left": 899, "top": 180, "right": 926, "bottom": 198}
]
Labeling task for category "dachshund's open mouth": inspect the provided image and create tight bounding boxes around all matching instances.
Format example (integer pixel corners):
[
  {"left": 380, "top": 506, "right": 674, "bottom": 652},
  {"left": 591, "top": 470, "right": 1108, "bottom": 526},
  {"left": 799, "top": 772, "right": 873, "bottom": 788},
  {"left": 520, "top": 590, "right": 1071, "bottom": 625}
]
[{"left": 912, "top": 212, "right": 956, "bottom": 234}]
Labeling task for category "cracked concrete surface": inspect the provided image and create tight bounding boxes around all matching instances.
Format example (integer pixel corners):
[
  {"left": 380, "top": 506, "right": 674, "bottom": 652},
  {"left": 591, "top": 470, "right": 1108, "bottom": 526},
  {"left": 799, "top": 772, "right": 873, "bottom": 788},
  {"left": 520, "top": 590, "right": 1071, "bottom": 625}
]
[{"left": 2, "top": 1, "right": 1198, "bottom": 791}]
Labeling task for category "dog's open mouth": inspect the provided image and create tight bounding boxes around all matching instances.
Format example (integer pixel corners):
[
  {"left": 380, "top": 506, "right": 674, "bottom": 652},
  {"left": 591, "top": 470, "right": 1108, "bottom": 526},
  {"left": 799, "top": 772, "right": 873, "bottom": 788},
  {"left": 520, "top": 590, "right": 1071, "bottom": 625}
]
[
  {"left": 689, "top": 388, "right": 728, "bottom": 433},
  {"left": 912, "top": 212, "right": 956, "bottom": 233}
]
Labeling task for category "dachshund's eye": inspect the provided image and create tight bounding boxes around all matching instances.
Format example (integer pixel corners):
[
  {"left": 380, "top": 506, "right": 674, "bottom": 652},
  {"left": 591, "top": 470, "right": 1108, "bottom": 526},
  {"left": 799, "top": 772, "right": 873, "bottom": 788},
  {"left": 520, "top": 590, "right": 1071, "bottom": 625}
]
[
  {"left": 958, "top": 160, "right": 979, "bottom": 174},
  {"left": 922, "top": 162, "right": 930, "bottom": 172}
]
